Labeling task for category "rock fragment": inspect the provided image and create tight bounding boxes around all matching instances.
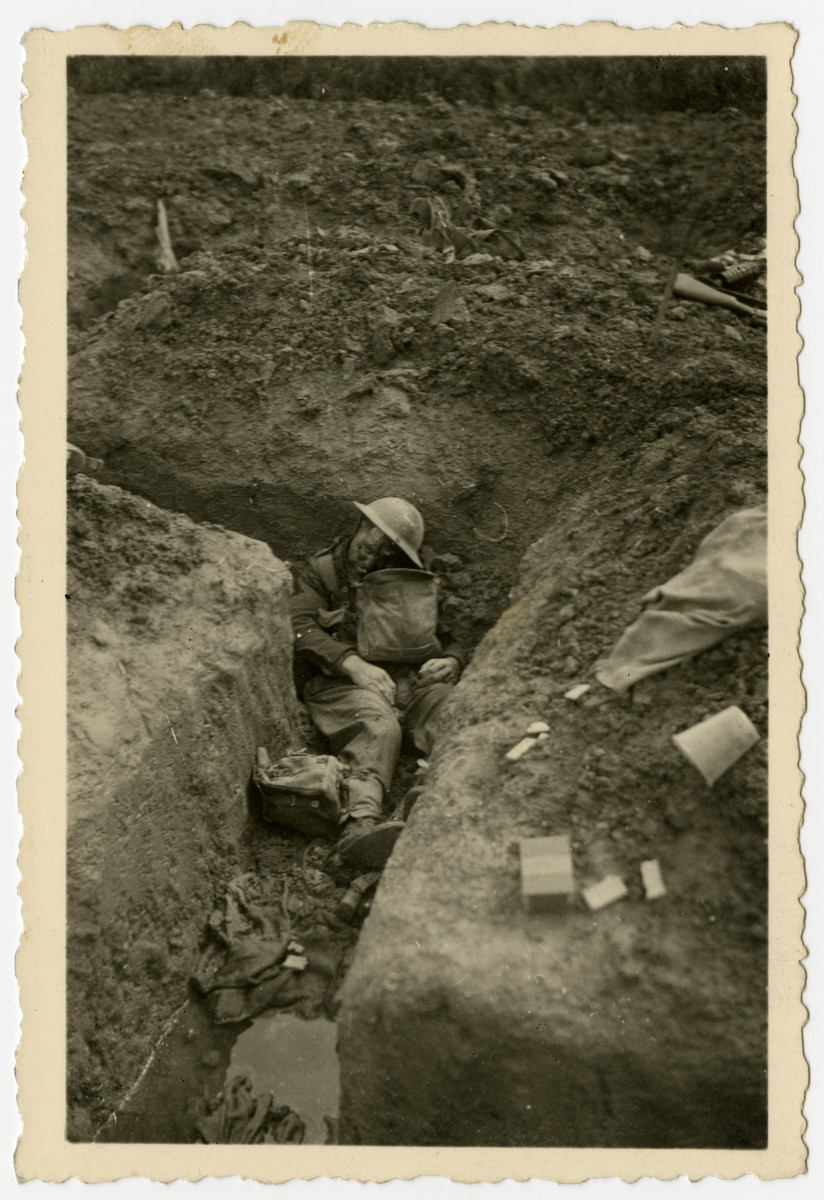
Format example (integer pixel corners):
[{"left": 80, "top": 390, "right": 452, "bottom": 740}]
[
  {"left": 430, "top": 281, "right": 470, "bottom": 327},
  {"left": 370, "top": 305, "right": 401, "bottom": 366},
  {"left": 474, "top": 283, "right": 513, "bottom": 303}
]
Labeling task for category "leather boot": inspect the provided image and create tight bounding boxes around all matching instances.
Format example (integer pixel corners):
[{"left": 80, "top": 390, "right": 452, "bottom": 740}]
[
  {"left": 336, "top": 817, "right": 405, "bottom": 870},
  {"left": 338, "top": 775, "right": 404, "bottom": 870}
]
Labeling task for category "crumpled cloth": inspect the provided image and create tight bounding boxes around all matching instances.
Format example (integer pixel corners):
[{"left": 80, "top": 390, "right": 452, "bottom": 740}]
[
  {"left": 196, "top": 1073, "right": 305, "bottom": 1144},
  {"left": 595, "top": 505, "right": 766, "bottom": 693},
  {"left": 191, "top": 879, "right": 341, "bottom": 1024},
  {"left": 191, "top": 880, "right": 298, "bottom": 1024}
]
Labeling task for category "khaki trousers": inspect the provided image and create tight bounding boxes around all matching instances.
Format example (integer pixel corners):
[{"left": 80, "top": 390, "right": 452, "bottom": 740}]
[{"left": 303, "top": 671, "right": 453, "bottom": 819}]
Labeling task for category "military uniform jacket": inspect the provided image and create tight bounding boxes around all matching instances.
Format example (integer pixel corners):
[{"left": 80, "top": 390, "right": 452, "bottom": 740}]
[{"left": 289, "top": 538, "right": 466, "bottom": 679}]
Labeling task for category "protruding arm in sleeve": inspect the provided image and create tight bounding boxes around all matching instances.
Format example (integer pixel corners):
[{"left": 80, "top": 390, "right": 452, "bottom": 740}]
[{"left": 289, "top": 562, "right": 357, "bottom": 675}]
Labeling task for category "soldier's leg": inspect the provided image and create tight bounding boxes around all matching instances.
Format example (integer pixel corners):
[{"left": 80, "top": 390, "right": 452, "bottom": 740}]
[
  {"left": 303, "top": 677, "right": 402, "bottom": 816},
  {"left": 403, "top": 680, "right": 455, "bottom": 756},
  {"left": 304, "top": 679, "right": 406, "bottom": 869}
]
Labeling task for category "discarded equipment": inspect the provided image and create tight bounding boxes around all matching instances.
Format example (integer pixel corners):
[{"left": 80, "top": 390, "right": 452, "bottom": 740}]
[
  {"left": 582, "top": 875, "right": 628, "bottom": 911},
  {"left": 335, "top": 870, "right": 382, "bottom": 924},
  {"left": 197, "top": 1074, "right": 305, "bottom": 1144},
  {"left": 673, "top": 273, "right": 765, "bottom": 321},
  {"left": 640, "top": 859, "right": 667, "bottom": 900},
  {"left": 690, "top": 252, "right": 766, "bottom": 291},
  {"left": 526, "top": 721, "right": 550, "bottom": 735},
  {"left": 672, "top": 705, "right": 759, "bottom": 786},
  {"left": 283, "top": 954, "right": 308, "bottom": 972},
  {"left": 67, "top": 443, "right": 104, "bottom": 475},
  {"left": 505, "top": 729, "right": 549, "bottom": 762},
  {"left": 596, "top": 505, "right": 766, "bottom": 693},
  {"left": 505, "top": 737, "right": 538, "bottom": 762},
  {"left": 191, "top": 881, "right": 295, "bottom": 1024},
  {"left": 519, "top": 834, "right": 576, "bottom": 913},
  {"left": 253, "top": 748, "right": 343, "bottom": 838},
  {"left": 155, "top": 198, "right": 179, "bottom": 273},
  {"left": 192, "top": 880, "right": 343, "bottom": 1026}
]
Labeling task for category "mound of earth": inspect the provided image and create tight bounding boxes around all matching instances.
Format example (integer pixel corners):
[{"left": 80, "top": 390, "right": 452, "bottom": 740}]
[{"left": 68, "top": 89, "right": 765, "bottom": 653}]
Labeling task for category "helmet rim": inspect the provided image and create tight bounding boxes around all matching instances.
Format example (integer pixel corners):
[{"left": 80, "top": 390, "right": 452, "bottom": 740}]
[{"left": 353, "top": 498, "right": 424, "bottom": 568}]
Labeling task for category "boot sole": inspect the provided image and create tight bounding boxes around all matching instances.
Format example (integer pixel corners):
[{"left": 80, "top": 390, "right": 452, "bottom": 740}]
[{"left": 338, "top": 821, "right": 405, "bottom": 871}]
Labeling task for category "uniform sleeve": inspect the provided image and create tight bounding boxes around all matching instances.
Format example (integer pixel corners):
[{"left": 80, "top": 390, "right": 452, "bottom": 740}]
[
  {"left": 289, "top": 561, "right": 357, "bottom": 675},
  {"left": 439, "top": 629, "right": 467, "bottom": 670},
  {"left": 435, "top": 603, "right": 467, "bottom": 670},
  {"left": 416, "top": 545, "right": 467, "bottom": 670}
]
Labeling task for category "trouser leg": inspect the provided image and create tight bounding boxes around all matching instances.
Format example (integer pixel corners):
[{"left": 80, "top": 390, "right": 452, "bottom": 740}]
[
  {"left": 303, "top": 678, "right": 402, "bottom": 815},
  {"left": 403, "top": 681, "right": 454, "bottom": 756}
]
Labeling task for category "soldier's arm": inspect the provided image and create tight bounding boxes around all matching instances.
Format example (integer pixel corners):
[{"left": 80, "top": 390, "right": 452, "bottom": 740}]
[{"left": 289, "top": 561, "right": 357, "bottom": 675}]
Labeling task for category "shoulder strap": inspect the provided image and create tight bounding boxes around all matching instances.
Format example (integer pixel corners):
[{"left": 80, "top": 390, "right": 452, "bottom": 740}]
[{"left": 312, "top": 550, "right": 341, "bottom": 600}]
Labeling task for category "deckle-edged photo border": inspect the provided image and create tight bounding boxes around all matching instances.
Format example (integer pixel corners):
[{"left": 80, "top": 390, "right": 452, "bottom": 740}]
[{"left": 15, "top": 18, "right": 804, "bottom": 1183}]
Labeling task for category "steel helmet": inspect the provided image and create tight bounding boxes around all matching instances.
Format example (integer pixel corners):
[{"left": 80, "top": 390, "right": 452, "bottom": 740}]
[{"left": 353, "top": 497, "right": 425, "bottom": 568}]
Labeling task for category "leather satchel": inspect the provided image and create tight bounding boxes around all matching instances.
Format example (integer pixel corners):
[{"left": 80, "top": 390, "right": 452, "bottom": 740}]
[{"left": 253, "top": 748, "right": 343, "bottom": 838}]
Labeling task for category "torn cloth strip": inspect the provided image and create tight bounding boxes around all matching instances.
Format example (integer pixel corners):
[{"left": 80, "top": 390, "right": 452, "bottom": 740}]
[{"left": 595, "top": 505, "right": 766, "bottom": 693}]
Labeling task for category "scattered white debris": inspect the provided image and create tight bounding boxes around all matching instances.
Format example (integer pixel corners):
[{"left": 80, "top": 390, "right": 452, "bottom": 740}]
[
  {"left": 505, "top": 736, "right": 538, "bottom": 762},
  {"left": 283, "top": 954, "right": 308, "bottom": 972},
  {"left": 526, "top": 721, "right": 550, "bottom": 735},
  {"left": 672, "top": 705, "right": 759, "bottom": 786},
  {"left": 564, "top": 684, "right": 591, "bottom": 702},
  {"left": 640, "top": 859, "right": 667, "bottom": 901},
  {"left": 582, "top": 875, "right": 628, "bottom": 911},
  {"left": 287, "top": 940, "right": 304, "bottom": 955}
]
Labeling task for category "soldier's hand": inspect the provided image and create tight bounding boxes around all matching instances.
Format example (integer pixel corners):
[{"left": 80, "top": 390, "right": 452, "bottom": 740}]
[
  {"left": 343, "top": 656, "right": 397, "bottom": 705},
  {"left": 416, "top": 657, "right": 461, "bottom": 686}
]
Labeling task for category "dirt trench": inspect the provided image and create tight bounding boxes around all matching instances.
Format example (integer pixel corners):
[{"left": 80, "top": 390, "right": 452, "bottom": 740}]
[{"left": 66, "top": 81, "right": 767, "bottom": 1145}]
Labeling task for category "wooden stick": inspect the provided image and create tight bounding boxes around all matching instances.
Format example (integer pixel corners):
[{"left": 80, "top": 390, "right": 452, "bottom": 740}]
[{"left": 156, "top": 199, "right": 179, "bottom": 273}]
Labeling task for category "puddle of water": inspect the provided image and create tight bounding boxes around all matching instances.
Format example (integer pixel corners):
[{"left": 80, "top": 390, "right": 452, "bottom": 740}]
[{"left": 229, "top": 1012, "right": 339, "bottom": 1144}]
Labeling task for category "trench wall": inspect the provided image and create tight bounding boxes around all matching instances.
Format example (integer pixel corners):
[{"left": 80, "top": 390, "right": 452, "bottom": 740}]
[
  {"left": 66, "top": 477, "right": 301, "bottom": 1139},
  {"left": 337, "top": 522, "right": 768, "bottom": 1148}
]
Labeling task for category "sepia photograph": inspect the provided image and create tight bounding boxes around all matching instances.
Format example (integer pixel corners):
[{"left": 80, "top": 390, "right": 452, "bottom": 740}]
[{"left": 14, "top": 17, "right": 807, "bottom": 1185}]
